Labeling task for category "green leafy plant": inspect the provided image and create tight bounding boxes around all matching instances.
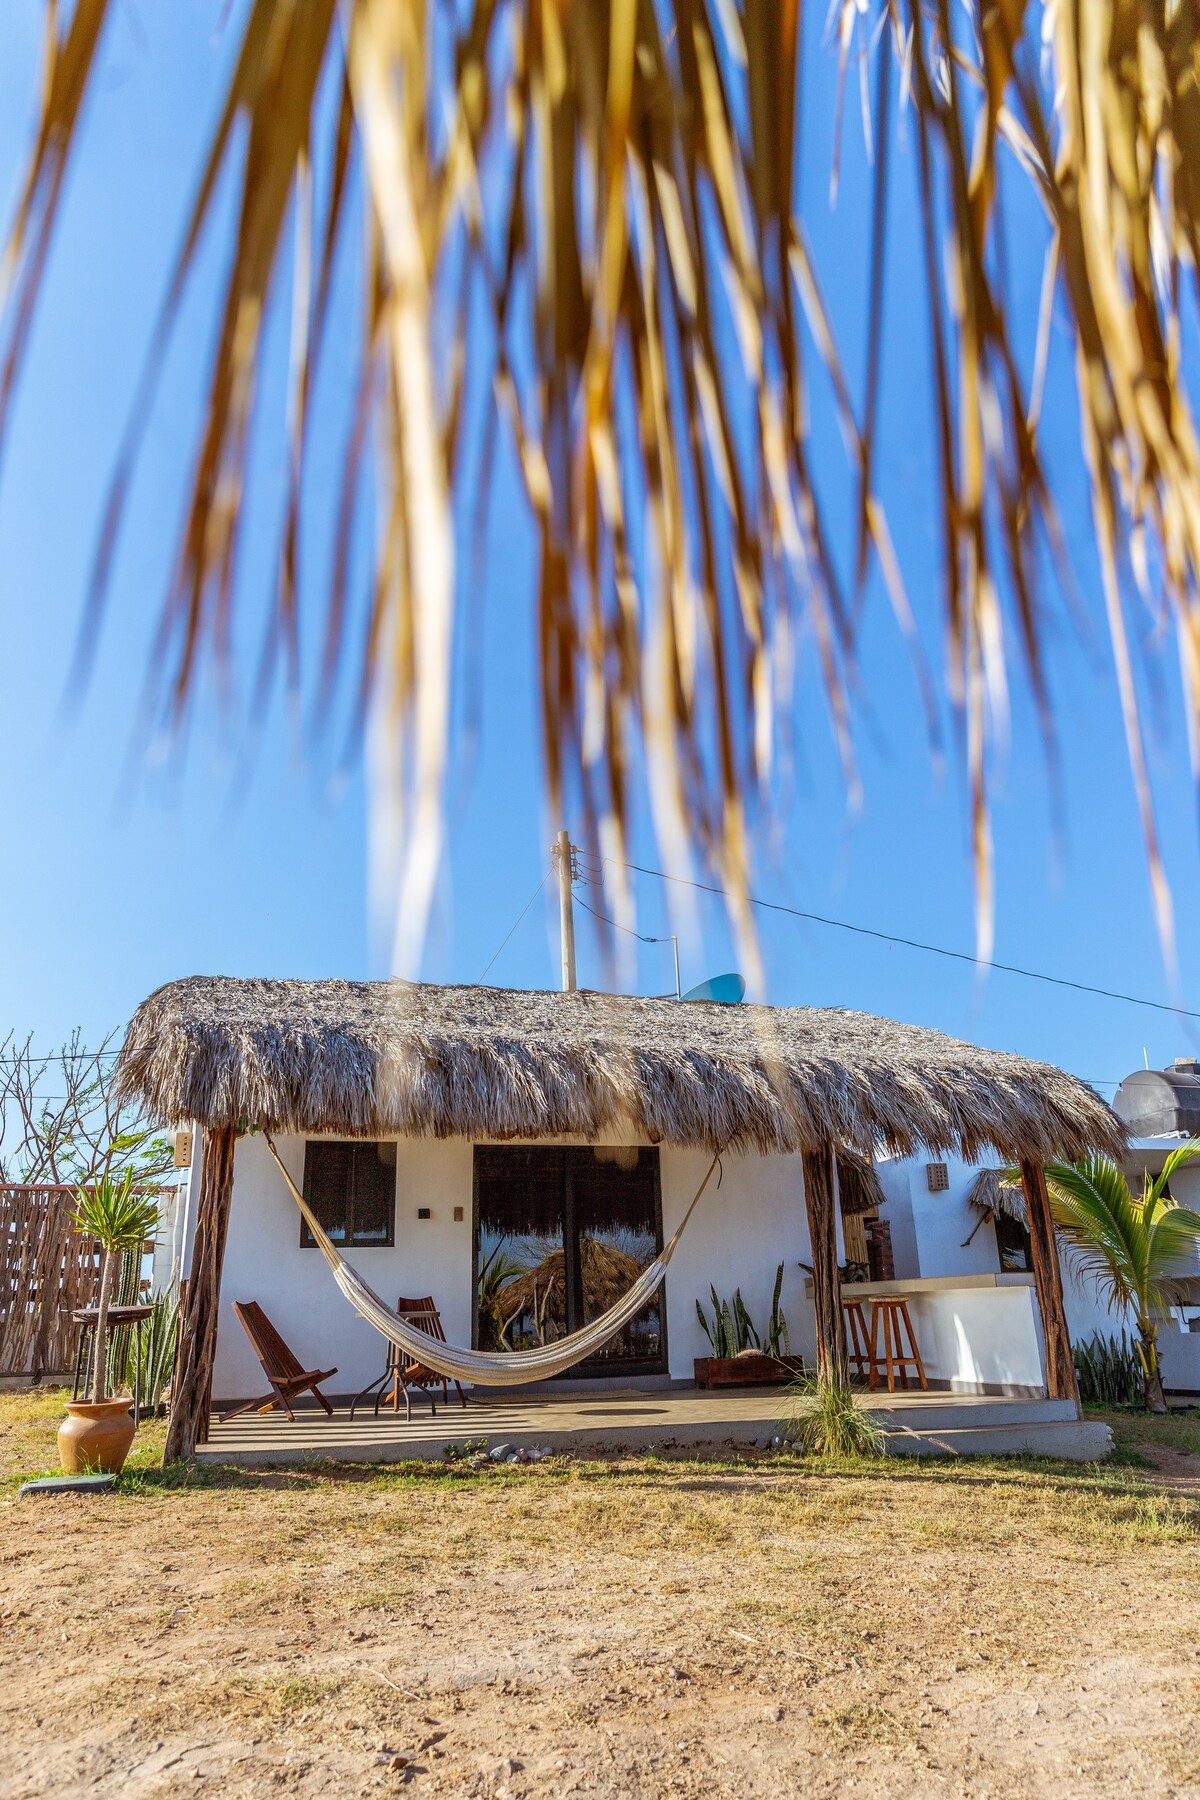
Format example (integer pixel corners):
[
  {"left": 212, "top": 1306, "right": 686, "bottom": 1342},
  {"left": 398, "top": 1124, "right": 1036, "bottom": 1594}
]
[
  {"left": 696, "top": 1286, "right": 755, "bottom": 1358},
  {"left": 476, "top": 1243, "right": 526, "bottom": 1353},
  {"left": 70, "top": 1173, "right": 161, "bottom": 1405},
  {"left": 1073, "top": 1330, "right": 1144, "bottom": 1410},
  {"left": 695, "top": 1267, "right": 790, "bottom": 1360},
  {"left": 785, "top": 1373, "right": 885, "bottom": 1459},
  {"left": 1040, "top": 1144, "right": 1200, "bottom": 1414},
  {"left": 763, "top": 1263, "right": 790, "bottom": 1359},
  {"left": 442, "top": 1437, "right": 489, "bottom": 1462}
]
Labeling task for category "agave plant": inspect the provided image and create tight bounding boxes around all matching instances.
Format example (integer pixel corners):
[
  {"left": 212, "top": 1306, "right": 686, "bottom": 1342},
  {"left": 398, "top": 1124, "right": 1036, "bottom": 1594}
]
[
  {"left": 762, "top": 1262, "right": 790, "bottom": 1360},
  {"left": 696, "top": 1284, "right": 757, "bottom": 1359},
  {"left": 1042, "top": 1144, "right": 1200, "bottom": 1414},
  {"left": 4, "top": 5, "right": 1200, "bottom": 968},
  {"left": 70, "top": 1172, "right": 161, "bottom": 1405},
  {"left": 1072, "top": 1329, "right": 1144, "bottom": 1410},
  {"left": 696, "top": 1267, "right": 789, "bottom": 1360}
]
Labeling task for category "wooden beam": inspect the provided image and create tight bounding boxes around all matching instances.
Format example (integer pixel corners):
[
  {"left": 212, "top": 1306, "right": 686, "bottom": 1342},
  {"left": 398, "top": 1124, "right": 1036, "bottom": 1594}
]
[
  {"left": 1019, "top": 1157, "right": 1079, "bottom": 1406},
  {"left": 802, "top": 1141, "right": 849, "bottom": 1388},
  {"left": 165, "top": 1125, "right": 237, "bottom": 1461}
]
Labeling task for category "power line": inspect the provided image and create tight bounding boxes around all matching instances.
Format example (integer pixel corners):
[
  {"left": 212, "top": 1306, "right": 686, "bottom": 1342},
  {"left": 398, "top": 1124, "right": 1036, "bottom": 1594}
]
[
  {"left": 479, "top": 873, "right": 549, "bottom": 982},
  {"left": 608, "top": 856, "right": 1200, "bottom": 1025},
  {"left": 573, "top": 892, "right": 674, "bottom": 947}
]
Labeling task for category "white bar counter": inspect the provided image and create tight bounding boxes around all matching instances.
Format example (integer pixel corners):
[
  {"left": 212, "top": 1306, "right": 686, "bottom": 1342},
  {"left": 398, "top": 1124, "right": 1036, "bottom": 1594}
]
[{"left": 805, "top": 1271, "right": 1046, "bottom": 1395}]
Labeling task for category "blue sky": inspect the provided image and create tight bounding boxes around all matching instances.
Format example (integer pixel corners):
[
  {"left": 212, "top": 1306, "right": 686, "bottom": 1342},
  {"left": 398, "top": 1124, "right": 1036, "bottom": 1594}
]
[{"left": 1, "top": 2, "right": 1198, "bottom": 1108}]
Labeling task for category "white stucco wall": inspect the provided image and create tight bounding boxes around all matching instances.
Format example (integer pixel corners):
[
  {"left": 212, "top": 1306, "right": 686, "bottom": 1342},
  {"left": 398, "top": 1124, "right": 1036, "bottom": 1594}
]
[
  {"left": 900, "top": 1283, "right": 1046, "bottom": 1391},
  {"left": 656, "top": 1147, "right": 822, "bottom": 1376},
  {"left": 1158, "top": 1320, "right": 1200, "bottom": 1393},
  {"left": 205, "top": 1133, "right": 819, "bottom": 1400},
  {"left": 876, "top": 1151, "right": 1139, "bottom": 1352},
  {"left": 875, "top": 1155, "right": 1004, "bottom": 1282}
]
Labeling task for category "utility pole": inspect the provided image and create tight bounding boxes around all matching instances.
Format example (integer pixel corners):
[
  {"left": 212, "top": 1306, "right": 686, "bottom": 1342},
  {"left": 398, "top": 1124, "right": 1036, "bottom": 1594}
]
[{"left": 555, "top": 828, "right": 577, "bottom": 992}]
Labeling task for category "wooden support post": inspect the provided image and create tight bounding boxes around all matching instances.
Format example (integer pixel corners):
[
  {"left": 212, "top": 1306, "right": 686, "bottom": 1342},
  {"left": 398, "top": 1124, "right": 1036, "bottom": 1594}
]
[
  {"left": 802, "top": 1141, "right": 849, "bottom": 1389},
  {"left": 165, "top": 1126, "right": 237, "bottom": 1462},
  {"left": 1019, "top": 1157, "right": 1079, "bottom": 1407}
]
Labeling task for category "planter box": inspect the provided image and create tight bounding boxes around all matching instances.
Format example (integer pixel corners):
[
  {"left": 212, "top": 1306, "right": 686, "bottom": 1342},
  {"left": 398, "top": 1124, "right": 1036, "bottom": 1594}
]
[{"left": 693, "top": 1354, "right": 806, "bottom": 1390}]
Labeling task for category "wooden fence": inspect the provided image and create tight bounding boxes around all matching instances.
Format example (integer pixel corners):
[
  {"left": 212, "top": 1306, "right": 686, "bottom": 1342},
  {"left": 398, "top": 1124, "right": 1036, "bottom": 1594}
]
[{"left": 0, "top": 1185, "right": 104, "bottom": 1377}]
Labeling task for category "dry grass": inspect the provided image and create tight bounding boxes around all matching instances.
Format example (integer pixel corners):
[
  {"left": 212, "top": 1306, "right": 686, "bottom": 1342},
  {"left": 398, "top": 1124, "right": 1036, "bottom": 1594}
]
[{"left": 4, "top": 1389, "right": 1200, "bottom": 1795}]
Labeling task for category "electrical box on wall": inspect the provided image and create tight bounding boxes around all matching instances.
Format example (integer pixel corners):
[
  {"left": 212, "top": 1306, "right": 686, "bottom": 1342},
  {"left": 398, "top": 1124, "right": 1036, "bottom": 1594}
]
[
  {"left": 173, "top": 1129, "right": 193, "bottom": 1169},
  {"left": 925, "top": 1161, "right": 949, "bottom": 1193},
  {"left": 453, "top": 1206, "right": 464, "bottom": 1222}
]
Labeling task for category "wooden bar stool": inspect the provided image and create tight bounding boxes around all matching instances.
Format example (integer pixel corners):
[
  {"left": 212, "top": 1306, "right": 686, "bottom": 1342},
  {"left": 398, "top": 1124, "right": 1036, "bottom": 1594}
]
[
  {"left": 841, "top": 1298, "right": 873, "bottom": 1383},
  {"left": 867, "top": 1297, "right": 927, "bottom": 1392}
]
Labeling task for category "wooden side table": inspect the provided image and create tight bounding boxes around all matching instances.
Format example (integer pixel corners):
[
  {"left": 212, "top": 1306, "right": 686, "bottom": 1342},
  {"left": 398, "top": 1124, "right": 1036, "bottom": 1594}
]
[{"left": 71, "top": 1304, "right": 154, "bottom": 1424}]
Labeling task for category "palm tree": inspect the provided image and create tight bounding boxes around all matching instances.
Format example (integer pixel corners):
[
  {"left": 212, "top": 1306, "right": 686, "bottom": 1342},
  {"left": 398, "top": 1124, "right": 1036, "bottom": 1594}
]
[
  {"left": 3, "top": 4, "right": 1199, "bottom": 965},
  {"left": 70, "top": 1172, "right": 162, "bottom": 1405},
  {"left": 475, "top": 1242, "right": 525, "bottom": 1353},
  {"left": 1042, "top": 1144, "right": 1200, "bottom": 1415}
]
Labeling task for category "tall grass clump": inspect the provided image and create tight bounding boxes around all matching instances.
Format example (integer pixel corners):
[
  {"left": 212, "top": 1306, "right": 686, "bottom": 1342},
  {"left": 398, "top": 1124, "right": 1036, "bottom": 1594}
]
[{"left": 786, "top": 1374, "right": 885, "bottom": 1460}]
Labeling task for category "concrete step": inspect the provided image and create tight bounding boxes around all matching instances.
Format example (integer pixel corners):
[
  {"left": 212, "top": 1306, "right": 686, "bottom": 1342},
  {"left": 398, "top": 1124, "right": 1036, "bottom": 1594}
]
[
  {"left": 864, "top": 1396, "right": 1080, "bottom": 1431},
  {"left": 879, "top": 1417, "right": 1113, "bottom": 1462}
]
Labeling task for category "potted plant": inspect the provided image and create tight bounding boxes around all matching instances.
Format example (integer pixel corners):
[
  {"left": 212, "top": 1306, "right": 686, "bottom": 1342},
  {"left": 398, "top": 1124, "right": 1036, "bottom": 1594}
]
[
  {"left": 694, "top": 1265, "right": 805, "bottom": 1388},
  {"left": 58, "top": 1172, "right": 161, "bottom": 1475}
]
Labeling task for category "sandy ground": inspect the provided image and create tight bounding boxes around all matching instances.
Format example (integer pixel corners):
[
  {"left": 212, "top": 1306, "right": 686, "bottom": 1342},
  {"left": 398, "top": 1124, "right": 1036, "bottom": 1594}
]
[{"left": 3, "top": 1422, "right": 1200, "bottom": 1800}]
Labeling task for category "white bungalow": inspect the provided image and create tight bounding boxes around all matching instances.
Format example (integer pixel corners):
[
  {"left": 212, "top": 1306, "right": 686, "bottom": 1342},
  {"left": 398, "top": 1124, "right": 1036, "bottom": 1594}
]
[
  {"left": 116, "top": 976, "right": 1123, "bottom": 1460},
  {"left": 873, "top": 1057, "right": 1200, "bottom": 1396}
]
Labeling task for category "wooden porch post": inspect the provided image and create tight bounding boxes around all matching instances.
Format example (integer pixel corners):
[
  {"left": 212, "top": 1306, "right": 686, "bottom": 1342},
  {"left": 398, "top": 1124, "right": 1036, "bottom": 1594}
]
[
  {"left": 802, "top": 1140, "right": 849, "bottom": 1388},
  {"left": 165, "top": 1126, "right": 236, "bottom": 1462},
  {"left": 1019, "top": 1157, "right": 1079, "bottom": 1406}
]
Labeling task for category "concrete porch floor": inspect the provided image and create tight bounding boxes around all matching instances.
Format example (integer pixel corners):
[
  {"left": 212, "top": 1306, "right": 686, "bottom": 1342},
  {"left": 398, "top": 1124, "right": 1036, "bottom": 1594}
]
[{"left": 198, "top": 1385, "right": 1112, "bottom": 1464}]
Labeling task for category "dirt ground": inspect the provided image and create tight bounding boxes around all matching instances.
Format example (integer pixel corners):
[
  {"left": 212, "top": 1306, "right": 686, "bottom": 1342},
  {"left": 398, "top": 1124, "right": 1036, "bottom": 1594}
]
[{"left": 3, "top": 1392, "right": 1200, "bottom": 1798}]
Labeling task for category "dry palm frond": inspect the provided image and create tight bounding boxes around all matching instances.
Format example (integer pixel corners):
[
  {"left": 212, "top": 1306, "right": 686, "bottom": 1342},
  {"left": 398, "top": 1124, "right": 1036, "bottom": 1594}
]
[{"left": 3, "top": 4, "right": 1200, "bottom": 971}]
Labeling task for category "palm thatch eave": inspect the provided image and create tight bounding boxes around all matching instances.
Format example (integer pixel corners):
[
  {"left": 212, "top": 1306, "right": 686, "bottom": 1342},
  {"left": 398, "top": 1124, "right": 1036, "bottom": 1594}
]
[
  {"left": 114, "top": 976, "right": 1123, "bottom": 1167},
  {"left": 966, "top": 1165, "right": 1028, "bottom": 1225}
]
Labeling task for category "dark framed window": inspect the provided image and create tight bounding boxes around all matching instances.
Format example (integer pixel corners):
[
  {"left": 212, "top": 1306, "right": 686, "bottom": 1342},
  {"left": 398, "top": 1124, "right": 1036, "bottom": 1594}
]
[
  {"left": 994, "top": 1209, "right": 1032, "bottom": 1274},
  {"left": 301, "top": 1141, "right": 396, "bottom": 1248}
]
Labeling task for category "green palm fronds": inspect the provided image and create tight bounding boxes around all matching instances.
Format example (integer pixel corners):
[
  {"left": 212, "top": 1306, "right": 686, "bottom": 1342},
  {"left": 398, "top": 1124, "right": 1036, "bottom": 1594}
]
[
  {"left": 1041, "top": 1145, "right": 1200, "bottom": 1413},
  {"left": 70, "top": 1171, "right": 161, "bottom": 1257}
]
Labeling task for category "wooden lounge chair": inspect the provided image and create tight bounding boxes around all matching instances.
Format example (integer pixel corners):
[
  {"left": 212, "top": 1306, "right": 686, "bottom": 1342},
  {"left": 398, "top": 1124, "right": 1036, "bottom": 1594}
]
[
  {"left": 219, "top": 1301, "right": 338, "bottom": 1423},
  {"left": 350, "top": 1295, "right": 468, "bottom": 1421}
]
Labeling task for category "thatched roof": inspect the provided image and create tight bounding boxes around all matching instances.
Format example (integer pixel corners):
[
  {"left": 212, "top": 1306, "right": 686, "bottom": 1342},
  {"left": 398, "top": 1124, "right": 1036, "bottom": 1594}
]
[
  {"left": 115, "top": 976, "right": 1122, "bottom": 1163},
  {"left": 496, "top": 1241, "right": 649, "bottom": 1337},
  {"left": 966, "top": 1165, "right": 1028, "bottom": 1224},
  {"left": 836, "top": 1149, "right": 886, "bottom": 1217}
]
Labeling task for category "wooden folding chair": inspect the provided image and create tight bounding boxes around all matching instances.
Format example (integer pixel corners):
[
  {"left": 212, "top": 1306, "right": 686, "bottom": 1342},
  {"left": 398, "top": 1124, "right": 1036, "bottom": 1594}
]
[
  {"left": 351, "top": 1295, "right": 467, "bottom": 1420},
  {"left": 219, "top": 1301, "right": 338, "bottom": 1423}
]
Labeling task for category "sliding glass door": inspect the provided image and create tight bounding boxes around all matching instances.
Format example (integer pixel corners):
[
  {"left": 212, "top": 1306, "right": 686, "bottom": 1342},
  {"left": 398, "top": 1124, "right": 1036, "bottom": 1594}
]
[{"left": 473, "top": 1145, "right": 666, "bottom": 1376}]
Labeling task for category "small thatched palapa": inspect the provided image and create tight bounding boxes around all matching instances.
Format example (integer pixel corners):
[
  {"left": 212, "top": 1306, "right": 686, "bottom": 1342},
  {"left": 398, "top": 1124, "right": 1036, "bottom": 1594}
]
[
  {"left": 966, "top": 1164, "right": 1028, "bottom": 1224},
  {"left": 117, "top": 976, "right": 1121, "bottom": 1164}
]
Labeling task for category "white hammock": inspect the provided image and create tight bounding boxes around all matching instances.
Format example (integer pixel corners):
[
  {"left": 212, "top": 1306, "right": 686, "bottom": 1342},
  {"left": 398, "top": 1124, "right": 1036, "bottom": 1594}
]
[{"left": 263, "top": 1135, "right": 720, "bottom": 1386}]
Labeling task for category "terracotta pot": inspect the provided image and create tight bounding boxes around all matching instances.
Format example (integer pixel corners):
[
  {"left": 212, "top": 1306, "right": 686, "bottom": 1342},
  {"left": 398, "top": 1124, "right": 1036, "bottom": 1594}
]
[{"left": 57, "top": 1399, "right": 136, "bottom": 1476}]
